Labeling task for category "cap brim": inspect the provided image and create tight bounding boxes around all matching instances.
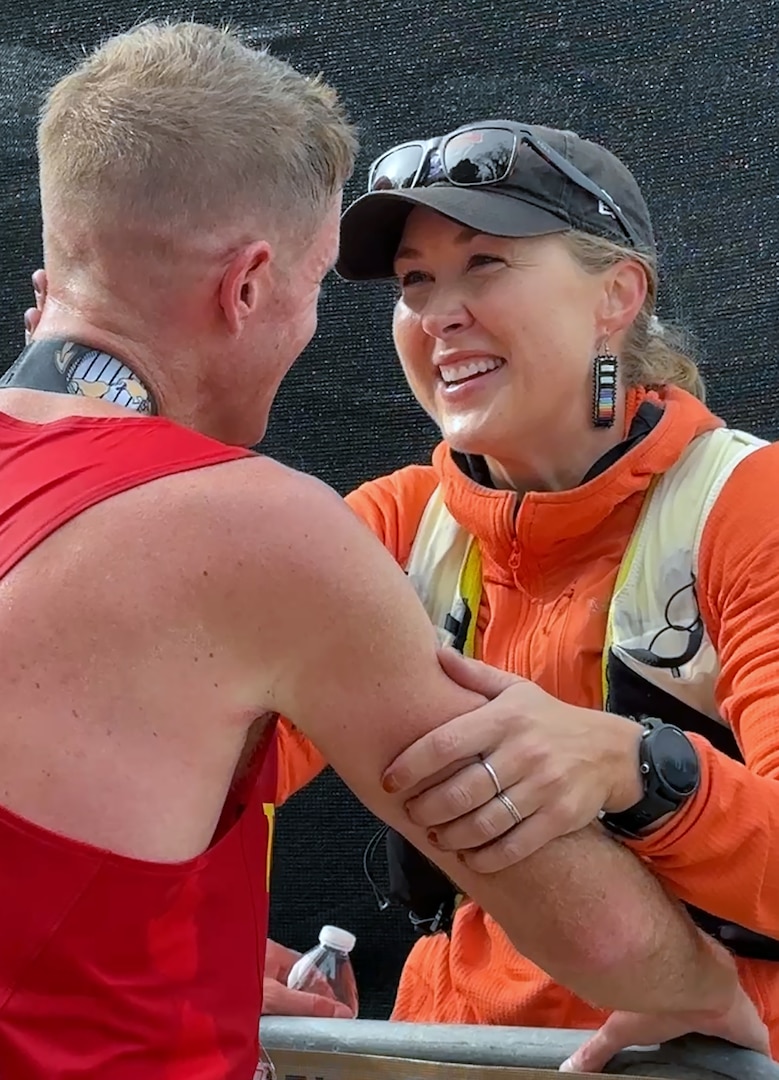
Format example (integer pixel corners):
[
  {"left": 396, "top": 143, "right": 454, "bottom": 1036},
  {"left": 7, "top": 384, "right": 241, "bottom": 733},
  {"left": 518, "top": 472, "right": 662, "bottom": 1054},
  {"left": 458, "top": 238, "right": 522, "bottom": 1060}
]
[{"left": 336, "top": 186, "right": 570, "bottom": 281}]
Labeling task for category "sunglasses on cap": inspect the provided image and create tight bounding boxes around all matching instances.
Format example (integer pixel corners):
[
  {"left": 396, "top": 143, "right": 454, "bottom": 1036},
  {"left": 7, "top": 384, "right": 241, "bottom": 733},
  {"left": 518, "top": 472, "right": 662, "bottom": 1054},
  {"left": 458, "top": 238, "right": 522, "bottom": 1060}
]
[{"left": 367, "top": 122, "right": 642, "bottom": 249}]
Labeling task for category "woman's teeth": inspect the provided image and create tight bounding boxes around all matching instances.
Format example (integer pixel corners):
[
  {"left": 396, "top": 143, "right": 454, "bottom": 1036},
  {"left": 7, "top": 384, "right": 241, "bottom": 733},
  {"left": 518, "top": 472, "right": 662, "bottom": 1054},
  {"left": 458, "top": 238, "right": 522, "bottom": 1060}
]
[{"left": 440, "top": 357, "right": 505, "bottom": 384}]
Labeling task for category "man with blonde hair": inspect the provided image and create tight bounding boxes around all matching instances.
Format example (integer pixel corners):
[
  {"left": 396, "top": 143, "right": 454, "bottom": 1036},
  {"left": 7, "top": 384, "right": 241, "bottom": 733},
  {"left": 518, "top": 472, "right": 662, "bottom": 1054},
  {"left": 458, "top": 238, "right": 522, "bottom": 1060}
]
[{"left": 1, "top": 19, "right": 765, "bottom": 1079}]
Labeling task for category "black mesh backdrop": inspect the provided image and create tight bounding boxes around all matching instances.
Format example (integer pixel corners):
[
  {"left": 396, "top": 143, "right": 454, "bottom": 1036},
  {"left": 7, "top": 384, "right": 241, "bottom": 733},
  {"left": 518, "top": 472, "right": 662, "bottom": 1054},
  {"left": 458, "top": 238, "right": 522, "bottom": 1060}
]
[{"left": 1, "top": 0, "right": 777, "bottom": 1019}]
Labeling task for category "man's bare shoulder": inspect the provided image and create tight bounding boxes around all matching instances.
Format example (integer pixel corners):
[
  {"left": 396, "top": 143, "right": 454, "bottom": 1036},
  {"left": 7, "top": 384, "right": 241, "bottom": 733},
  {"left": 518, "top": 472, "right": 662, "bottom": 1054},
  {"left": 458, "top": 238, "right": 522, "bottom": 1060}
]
[
  {"left": 102, "top": 452, "right": 379, "bottom": 616},
  {"left": 15, "top": 449, "right": 351, "bottom": 610},
  {"left": 169, "top": 452, "right": 355, "bottom": 554},
  {"left": 83, "top": 451, "right": 346, "bottom": 547},
  {"left": 138, "top": 452, "right": 416, "bottom": 713},
  {"left": 194, "top": 453, "right": 391, "bottom": 591}
]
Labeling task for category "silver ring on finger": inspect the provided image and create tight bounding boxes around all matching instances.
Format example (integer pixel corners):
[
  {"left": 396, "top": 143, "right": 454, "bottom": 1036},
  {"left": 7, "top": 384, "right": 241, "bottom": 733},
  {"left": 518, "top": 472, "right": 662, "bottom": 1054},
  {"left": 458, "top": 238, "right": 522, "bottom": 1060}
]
[
  {"left": 495, "top": 790, "right": 523, "bottom": 826},
  {"left": 478, "top": 756, "right": 503, "bottom": 796}
]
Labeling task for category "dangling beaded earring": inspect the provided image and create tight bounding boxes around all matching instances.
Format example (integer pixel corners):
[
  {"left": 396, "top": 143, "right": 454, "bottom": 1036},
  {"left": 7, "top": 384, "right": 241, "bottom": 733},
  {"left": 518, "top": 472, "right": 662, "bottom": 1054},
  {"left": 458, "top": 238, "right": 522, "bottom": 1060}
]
[{"left": 592, "top": 348, "right": 618, "bottom": 428}]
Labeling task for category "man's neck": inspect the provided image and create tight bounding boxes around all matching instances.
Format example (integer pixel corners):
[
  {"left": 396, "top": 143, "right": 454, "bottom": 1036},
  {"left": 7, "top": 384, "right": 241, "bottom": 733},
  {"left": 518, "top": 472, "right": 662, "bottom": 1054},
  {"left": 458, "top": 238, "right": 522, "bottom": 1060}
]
[
  {"left": 1, "top": 335, "right": 158, "bottom": 415},
  {"left": 16, "top": 301, "right": 173, "bottom": 410}
]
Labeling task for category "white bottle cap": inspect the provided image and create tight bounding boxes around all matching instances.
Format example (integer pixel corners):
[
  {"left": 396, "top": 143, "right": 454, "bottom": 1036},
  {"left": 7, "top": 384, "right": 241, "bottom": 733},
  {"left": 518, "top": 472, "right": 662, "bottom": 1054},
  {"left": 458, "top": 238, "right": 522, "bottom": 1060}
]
[{"left": 319, "top": 925, "right": 356, "bottom": 953}]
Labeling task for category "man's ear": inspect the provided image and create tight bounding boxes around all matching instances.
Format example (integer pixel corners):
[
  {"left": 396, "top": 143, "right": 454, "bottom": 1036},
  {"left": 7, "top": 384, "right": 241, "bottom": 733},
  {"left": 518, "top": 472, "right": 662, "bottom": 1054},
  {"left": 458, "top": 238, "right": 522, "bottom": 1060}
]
[{"left": 218, "top": 241, "right": 274, "bottom": 335}]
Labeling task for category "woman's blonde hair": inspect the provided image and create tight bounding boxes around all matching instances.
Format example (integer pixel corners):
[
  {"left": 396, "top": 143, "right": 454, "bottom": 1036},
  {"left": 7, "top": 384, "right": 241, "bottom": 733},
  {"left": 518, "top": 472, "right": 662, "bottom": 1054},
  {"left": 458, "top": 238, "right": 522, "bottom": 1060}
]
[{"left": 563, "top": 231, "right": 705, "bottom": 402}]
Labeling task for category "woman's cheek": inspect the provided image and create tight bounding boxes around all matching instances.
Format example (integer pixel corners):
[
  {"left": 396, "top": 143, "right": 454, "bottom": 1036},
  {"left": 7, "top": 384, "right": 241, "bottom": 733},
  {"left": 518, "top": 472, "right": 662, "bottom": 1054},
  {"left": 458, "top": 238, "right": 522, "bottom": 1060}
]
[
  {"left": 392, "top": 296, "right": 415, "bottom": 345},
  {"left": 392, "top": 313, "right": 436, "bottom": 415}
]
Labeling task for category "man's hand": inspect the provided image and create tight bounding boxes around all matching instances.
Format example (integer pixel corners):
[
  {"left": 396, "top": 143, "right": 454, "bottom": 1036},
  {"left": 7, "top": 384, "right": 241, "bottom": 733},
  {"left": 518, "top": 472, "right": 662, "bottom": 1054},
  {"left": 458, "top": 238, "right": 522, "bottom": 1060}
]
[
  {"left": 560, "top": 987, "right": 771, "bottom": 1073},
  {"left": 24, "top": 269, "right": 46, "bottom": 344},
  {"left": 383, "top": 649, "right": 644, "bottom": 872},
  {"left": 262, "top": 939, "right": 352, "bottom": 1018}
]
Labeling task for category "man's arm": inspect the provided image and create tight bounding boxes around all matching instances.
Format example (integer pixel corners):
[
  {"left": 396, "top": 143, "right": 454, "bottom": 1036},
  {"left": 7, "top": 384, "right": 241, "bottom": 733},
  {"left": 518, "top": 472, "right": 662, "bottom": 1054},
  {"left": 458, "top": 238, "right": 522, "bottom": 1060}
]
[{"left": 229, "top": 460, "right": 737, "bottom": 1015}]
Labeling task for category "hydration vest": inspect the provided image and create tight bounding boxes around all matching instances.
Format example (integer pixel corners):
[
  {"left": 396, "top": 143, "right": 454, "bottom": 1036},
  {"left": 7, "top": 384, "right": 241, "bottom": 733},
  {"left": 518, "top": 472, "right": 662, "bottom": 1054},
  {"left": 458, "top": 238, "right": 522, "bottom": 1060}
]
[{"left": 395, "top": 425, "right": 778, "bottom": 960}]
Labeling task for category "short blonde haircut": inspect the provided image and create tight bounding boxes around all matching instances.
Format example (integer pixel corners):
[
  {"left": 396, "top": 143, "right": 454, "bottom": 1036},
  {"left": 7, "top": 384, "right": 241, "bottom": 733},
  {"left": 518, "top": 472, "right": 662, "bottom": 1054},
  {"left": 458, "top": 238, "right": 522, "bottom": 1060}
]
[
  {"left": 564, "top": 231, "right": 705, "bottom": 401},
  {"left": 38, "top": 20, "right": 358, "bottom": 240}
]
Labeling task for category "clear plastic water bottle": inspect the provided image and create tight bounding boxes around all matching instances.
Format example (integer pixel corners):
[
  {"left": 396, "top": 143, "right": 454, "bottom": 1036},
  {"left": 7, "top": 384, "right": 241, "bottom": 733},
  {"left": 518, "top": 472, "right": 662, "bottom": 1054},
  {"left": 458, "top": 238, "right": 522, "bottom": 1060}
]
[{"left": 286, "top": 925, "right": 359, "bottom": 1018}]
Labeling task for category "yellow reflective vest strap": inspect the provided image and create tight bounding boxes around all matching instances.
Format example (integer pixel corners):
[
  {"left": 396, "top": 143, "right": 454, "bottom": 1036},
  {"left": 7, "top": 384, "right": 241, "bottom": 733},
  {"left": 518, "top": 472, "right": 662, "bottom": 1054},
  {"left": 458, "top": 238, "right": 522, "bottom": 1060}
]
[
  {"left": 405, "top": 484, "right": 481, "bottom": 656},
  {"left": 601, "top": 475, "right": 659, "bottom": 706}
]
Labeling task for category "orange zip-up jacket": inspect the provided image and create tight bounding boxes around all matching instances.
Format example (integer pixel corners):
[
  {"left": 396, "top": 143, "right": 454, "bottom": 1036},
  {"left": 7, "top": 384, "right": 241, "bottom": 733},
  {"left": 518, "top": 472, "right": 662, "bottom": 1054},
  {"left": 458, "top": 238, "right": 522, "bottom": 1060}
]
[{"left": 276, "top": 387, "right": 779, "bottom": 1050}]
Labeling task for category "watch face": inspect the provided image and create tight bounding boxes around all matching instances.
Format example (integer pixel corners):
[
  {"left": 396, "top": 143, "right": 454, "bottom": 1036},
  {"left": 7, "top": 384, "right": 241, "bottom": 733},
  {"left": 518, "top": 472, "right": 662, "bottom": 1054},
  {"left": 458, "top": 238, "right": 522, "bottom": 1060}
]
[{"left": 655, "top": 727, "right": 699, "bottom": 796}]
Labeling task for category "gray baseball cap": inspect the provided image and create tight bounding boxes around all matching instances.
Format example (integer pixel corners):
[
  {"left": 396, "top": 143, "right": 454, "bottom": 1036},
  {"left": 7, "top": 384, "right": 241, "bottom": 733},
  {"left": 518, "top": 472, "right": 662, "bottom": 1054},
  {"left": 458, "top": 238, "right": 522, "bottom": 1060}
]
[{"left": 337, "top": 121, "right": 655, "bottom": 281}]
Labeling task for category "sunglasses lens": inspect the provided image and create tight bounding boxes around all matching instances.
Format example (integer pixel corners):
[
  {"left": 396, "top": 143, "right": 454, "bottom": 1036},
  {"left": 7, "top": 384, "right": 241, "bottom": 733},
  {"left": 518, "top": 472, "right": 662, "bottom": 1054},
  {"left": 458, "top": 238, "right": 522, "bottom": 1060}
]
[
  {"left": 369, "top": 145, "right": 424, "bottom": 191},
  {"left": 442, "top": 129, "right": 515, "bottom": 184}
]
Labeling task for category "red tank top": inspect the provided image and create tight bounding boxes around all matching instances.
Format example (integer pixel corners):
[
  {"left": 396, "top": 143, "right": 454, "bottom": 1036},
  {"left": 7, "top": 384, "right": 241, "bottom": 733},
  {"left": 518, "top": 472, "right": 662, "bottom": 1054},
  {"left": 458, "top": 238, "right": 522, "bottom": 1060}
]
[{"left": 0, "top": 410, "right": 277, "bottom": 1080}]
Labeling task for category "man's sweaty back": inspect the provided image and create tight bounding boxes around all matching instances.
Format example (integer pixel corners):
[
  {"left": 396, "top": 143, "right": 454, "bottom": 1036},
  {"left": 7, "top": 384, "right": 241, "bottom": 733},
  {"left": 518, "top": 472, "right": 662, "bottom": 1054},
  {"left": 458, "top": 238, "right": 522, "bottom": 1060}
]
[{"left": 0, "top": 390, "right": 283, "bottom": 1079}]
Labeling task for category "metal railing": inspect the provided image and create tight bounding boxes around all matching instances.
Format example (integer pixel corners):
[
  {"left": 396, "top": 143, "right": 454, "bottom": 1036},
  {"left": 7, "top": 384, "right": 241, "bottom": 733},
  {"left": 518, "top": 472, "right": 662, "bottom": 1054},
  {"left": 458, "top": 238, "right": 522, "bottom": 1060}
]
[{"left": 261, "top": 1017, "right": 779, "bottom": 1078}]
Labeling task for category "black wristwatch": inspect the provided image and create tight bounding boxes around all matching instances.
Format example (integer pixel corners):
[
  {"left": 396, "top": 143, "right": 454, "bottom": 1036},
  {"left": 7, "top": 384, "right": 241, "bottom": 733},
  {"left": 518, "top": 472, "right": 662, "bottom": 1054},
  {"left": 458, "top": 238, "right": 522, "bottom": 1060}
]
[{"left": 601, "top": 718, "right": 700, "bottom": 840}]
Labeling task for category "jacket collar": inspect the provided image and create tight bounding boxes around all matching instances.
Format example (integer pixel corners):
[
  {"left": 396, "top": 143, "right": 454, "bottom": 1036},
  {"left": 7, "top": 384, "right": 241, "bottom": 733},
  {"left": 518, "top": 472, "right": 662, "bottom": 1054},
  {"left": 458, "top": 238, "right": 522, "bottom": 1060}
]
[{"left": 432, "top": 387, "right": 723, "bottom": 589}]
